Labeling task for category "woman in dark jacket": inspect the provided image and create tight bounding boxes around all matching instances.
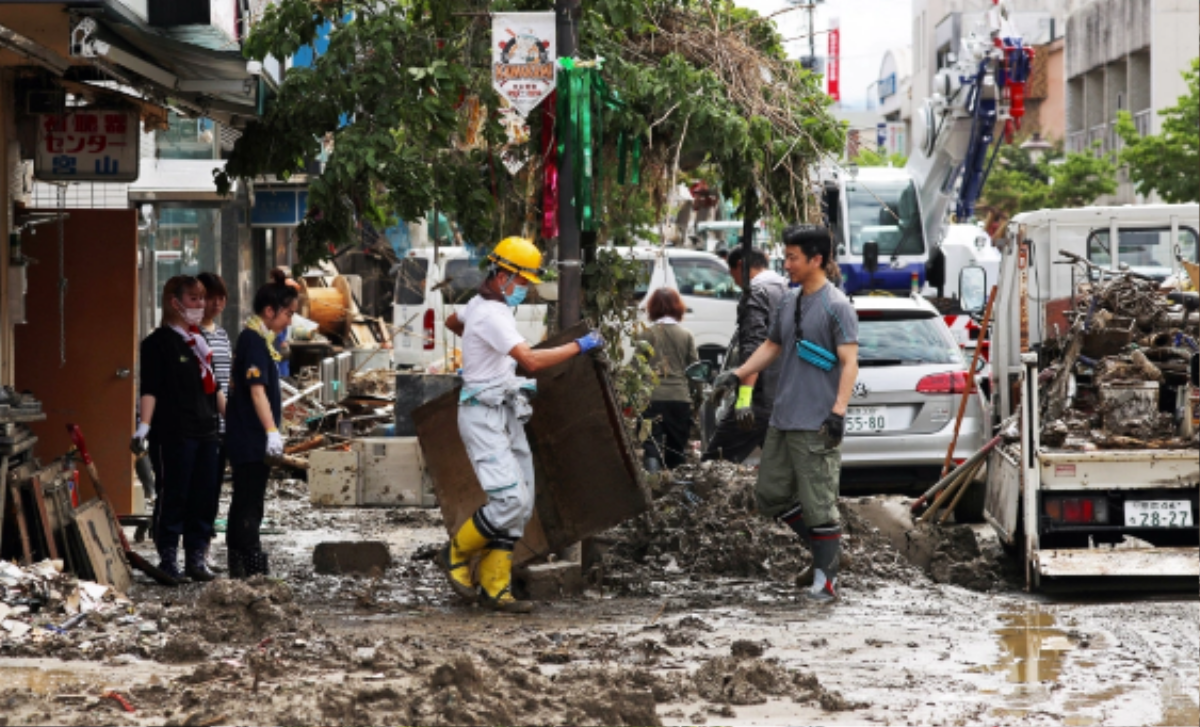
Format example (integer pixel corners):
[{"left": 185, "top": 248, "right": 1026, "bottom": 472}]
[
  {"left": 132, "top": 275, "right": 225, "bottom": 582},
  {"left": 637, "top": 287, "right": 700, "bottom": 470},
  {"left": 224, "top": 270, "right": 299, "bottom": 577}
]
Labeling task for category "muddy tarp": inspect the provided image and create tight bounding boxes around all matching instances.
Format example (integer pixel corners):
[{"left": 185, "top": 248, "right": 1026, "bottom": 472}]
[{"left": 413, "top": 323, "right": 649, "bottom": 563}]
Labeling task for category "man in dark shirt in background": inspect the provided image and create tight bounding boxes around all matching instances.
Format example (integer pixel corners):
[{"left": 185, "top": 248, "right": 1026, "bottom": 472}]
[{"left": 702, "top": 247, "right": 789, "bottom": 463}]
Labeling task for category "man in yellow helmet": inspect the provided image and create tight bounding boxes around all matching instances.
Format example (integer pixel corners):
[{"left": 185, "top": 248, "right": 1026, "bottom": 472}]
[{"left": 437, "top": 237, "right": 603, "bottom": 613}]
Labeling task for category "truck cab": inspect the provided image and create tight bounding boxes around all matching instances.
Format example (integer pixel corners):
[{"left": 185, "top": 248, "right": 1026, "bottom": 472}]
[{"left": 831, "top": 166, "right": 930, "bottom": 295}]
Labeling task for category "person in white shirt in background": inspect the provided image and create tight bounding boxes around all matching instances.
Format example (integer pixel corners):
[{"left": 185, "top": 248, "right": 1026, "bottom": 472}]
[{"left": 435, "top": 237, "right": 603, "bottom": 613}]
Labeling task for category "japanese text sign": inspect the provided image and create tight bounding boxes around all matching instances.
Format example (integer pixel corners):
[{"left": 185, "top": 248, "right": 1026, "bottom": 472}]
[
  {"left": 35, "top": 111, "right": 140, "bottom": 182},
  {"left": 492, "top": 12, "right": 556, "bottom": 118}
]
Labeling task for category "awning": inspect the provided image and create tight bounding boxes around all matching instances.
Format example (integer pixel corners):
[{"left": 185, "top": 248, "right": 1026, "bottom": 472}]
[
  {"left": 69, "top": 4, "right": 276, "bottom": 128},
  {"left": 128, "top": 159, "right": 236, "bottom": 202},
  {"left": 58, "top": 79, "right": 170, "bottom": 132}
]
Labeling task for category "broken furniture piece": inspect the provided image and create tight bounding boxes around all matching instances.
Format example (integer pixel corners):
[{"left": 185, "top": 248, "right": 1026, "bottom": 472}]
[{"left": 413, "top": 323, "right": 650, "bottom": 567}]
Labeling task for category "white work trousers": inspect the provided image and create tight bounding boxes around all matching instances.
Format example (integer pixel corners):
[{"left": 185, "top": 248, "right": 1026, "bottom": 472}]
[{"left": 457, "top": 401, "right": 535, "bottom": 541}]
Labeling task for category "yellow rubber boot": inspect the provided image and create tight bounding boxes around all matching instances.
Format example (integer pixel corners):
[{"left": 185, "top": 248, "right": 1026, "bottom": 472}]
[
  {"left": 478, "top": 548, "right": 533, "bottom": 614},
  {"left": 436, "top": 518, "right": 489, "bottom": 602}
]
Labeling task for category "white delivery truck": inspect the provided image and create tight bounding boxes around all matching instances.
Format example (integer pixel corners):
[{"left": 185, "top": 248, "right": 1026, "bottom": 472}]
[{"left": 977, "top": 204, "right": 1199, "bottom": 588}]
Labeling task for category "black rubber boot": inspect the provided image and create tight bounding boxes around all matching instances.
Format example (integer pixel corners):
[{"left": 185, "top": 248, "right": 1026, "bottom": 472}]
[
  {"left": 778, "top": 503, "right": 811, "bottom": 547},
  {"left": 795, "top": 552, "right": 853, "bottom": 588},
  {"left": 245, "top": 551, "right": 270, "bottom": 577},
  {"left": 185, "top": 549, "right": 216, "bottom": 582},
  {"left": 156, "top": 545, "right": 183, "bottom": 581},
  {"left": 803, "top": 523, "right": 842, "bottom": 604},
  {"left": 227, "top": 548, "right": 248, "bottom": 579}
]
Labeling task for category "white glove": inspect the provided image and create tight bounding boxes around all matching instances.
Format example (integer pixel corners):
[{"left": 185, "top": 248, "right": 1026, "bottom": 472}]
[
  {"left": 131, "top": 422, "right": 151, "bottom": 456},
  {"left": 266, "top": 429, "right": 284, "bottom": 458}
]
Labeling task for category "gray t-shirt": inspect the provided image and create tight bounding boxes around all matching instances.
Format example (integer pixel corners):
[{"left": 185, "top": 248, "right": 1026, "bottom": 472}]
[{"left": 767, "top": 282, "right": 858, "bottom": 431}]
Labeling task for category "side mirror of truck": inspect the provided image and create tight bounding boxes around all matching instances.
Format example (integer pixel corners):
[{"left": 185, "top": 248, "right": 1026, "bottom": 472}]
[
  {"left": 685, "top": 360, "right": 714, "bottom": 383},
  {"left": 863, "top": 241, "right": 880, "bottom": 275},
  {"left": 959, "top": 266, "right": 987, "bottom": 314}
]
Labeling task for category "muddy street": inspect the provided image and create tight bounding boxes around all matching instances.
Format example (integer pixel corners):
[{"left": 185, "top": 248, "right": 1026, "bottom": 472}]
[{"left": 1, "top": 470, "right": 1196, "bottom": 727}]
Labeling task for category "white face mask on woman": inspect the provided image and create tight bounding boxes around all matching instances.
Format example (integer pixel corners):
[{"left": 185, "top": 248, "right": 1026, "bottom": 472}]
[
  {"left": 183, "top": 307, "right": 204, "bottom": 326},
  {"left": 175, "top": 300, "right": 205, "bottom": 327}
]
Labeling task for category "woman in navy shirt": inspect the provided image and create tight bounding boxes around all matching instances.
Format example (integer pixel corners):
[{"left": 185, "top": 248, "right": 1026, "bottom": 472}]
[{"left": 224, "top": 269, "right": 298, "bottom": 577}]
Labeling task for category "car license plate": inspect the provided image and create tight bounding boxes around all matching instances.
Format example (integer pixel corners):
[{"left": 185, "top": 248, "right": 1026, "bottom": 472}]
[
  {"left": 1124, "top": 501, "right": 1193, "bottom": 528},
  {"left": 846, "top": 407, "right": 887, "bottom": 433}
]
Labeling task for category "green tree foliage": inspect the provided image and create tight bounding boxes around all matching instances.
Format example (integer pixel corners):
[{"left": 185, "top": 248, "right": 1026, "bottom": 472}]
[
  {"left": 979, "top": 140, "right": 1118, "bottom": 226},
  {"left": 1115, "top": 58, "right": 1199, "bottom": 203},
  {"left": 220, "top": 0, "right": 843, "bottom": 267}
]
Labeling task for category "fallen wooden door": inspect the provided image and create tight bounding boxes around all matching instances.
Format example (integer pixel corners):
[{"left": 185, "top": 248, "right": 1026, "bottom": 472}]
[
  {"left": 414, "top": 323, "right": 648, "bottom": 563},
  {"left": 15, "top": 209, "right": 138, "bottom": 514}
]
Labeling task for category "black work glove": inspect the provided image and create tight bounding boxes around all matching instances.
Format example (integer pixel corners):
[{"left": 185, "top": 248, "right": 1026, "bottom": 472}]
[
  {"left": 820, "top": 412, "right": 845, "bottom": 449},
  {"left": 712, "top": 370, "right": 741, "bottom": 396}
]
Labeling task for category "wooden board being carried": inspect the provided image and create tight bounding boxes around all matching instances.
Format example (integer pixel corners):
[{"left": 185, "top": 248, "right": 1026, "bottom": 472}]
[
  {"left": 414, "top": 323, "right": 649, "bottom": 565},
  {"left": 73, "top": 499, "right": 133, "bottom": 593}
]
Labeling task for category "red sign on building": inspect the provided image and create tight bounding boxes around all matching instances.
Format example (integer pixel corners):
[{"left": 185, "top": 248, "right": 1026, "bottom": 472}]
[{"left": 827, "top": 18, "right": 840, "bottom": 102}]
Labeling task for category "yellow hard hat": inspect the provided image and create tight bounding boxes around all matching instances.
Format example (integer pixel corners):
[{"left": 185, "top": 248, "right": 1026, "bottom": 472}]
[{"left": 489, "top": 236, "right": 544, "bottom": 284}]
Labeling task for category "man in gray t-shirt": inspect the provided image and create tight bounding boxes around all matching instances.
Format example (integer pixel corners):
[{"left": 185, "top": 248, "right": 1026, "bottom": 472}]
[{"left": 713, "top": 224, "right": 859, "bottom": 604}]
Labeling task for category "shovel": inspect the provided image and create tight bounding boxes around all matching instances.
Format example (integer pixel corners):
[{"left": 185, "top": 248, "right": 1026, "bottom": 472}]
[{"left": 66, "top": 423, "right": 179, "bottom": 586}]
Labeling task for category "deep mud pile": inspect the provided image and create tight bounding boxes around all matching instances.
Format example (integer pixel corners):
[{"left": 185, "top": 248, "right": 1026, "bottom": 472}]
[
  {"left": 601, "top": 461, "right": 1016, "bottom": 594},
  {"left": 601, "top": 461, "right": 927, "bottom": 593}
]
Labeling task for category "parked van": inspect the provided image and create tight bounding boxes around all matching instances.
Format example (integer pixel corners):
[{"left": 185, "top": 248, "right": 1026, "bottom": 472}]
[
  {"left": 392, "top": 246, "right": 742, "bottom": 371},
  {"left": 391, "top": 247, "right": 550, "bottom": 371}
]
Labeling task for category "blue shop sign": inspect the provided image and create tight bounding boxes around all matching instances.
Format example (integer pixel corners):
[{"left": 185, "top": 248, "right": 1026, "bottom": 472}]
[{"left": 252, "top": 189, "right": 308, "bottom": 226}]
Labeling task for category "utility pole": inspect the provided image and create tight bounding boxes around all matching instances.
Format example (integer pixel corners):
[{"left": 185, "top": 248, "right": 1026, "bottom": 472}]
[
  {"left": 740, "top": 186, "right": 758, "bottom": 296},
  {"left": 807, "top": 2, "right": 816, "bottom": 69},
  {"left": 556, "top": 0, "right": 582, "bottom": 331}
]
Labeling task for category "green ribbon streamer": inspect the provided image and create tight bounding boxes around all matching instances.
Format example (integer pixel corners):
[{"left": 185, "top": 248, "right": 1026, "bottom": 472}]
[{"left": 554, "top": 59, "right": 638, "bottom": 232}]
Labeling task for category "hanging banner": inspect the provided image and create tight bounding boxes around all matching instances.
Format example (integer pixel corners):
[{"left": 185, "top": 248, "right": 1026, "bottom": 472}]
[
  {"left": 35, "top": 111, "right": 140, "bottom": 182},
  {"left": 498, "top": 99, "right": 532, "bottom": 175},
  {"left": 827, "top": 17, "right": 841, "bottom": 102},
  {"left": 492, "top": 12, "right": 556, "bottom": 117}
]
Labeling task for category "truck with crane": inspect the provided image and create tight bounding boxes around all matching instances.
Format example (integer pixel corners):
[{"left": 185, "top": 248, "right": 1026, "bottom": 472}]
[{"left": 827, "top": 0, "right": 1028, "bottom": 302}]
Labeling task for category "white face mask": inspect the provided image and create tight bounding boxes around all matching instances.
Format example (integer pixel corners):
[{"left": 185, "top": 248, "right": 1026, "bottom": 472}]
[{"left": 184, "top": 307, "right": 204, "bottom": 326}]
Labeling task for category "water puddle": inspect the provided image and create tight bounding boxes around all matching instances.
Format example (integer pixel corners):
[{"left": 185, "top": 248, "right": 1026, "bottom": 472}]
[{"left": 992, "top": 609, "right": 1077, "bottom": 685}]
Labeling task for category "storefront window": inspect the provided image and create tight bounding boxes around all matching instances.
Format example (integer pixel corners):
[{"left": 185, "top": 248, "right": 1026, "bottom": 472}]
[
  {"left": 156, "top": 112, "right": 217, "bottom": 160},
  {"left": 141, "top": 207, "right": 221, "bottom": 330}
]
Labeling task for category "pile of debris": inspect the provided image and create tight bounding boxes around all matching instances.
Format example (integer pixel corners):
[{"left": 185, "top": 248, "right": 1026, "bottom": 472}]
[
  {"left": 1039, "top": 257, "right": 1198, "bottom": 451},
  {"left": 600, "top": 462, "right": 927, "bottom": 594},
  {"left": 0, "top": 559, "right": 129, "bottom": 645}
]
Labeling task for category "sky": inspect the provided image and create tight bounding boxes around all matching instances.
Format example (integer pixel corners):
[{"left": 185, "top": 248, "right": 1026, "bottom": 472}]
[{"left": 736, "top": 0, "right": 913, "bottom": 110}]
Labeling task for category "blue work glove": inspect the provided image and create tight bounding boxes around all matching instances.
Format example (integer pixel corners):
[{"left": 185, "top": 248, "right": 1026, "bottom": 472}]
[{"left": 576, "top": 331, "right": 605, "bottom": 355}]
